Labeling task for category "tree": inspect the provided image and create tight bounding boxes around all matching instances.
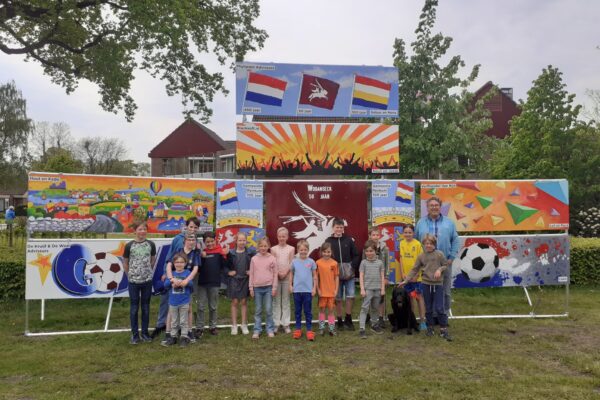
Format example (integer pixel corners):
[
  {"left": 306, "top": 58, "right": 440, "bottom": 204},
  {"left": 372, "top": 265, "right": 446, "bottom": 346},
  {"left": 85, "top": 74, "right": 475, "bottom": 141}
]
[
  {"left": 488, "top": 65, "right": 600, "bottom": 212},
  {"left": 133, "top": 162, "right": 151, "bottom": 177},
  {"left": 0, "top": 1, "right": 267, "bottom": 121},
  {"left": 393, "top": 0, "right": 493, "bottom": 178},
  {"left": 31, "top": 147, "right": 84, "bottom": 173},
  {"left": 0, "top": 80, "right": 31, "bottom": 190},
  {"left": 32, "top": 121, "right": 74, "bottom": 159},
  {"left": 77, "top": 136, "right": 132, "bottom": 175}
]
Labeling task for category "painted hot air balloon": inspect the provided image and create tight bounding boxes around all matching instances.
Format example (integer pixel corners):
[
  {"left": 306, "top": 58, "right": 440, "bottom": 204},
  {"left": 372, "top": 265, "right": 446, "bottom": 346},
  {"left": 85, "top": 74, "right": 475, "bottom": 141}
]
[{"left": 149, "top": 181, "right": 162, "bottom": 196}]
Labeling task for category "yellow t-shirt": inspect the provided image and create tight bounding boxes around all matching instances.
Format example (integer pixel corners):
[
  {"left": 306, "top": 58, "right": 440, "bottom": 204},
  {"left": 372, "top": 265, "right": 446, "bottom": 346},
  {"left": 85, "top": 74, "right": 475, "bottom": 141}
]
[{"left": 399, "top": 239, "right": 423, "bottom": 281}]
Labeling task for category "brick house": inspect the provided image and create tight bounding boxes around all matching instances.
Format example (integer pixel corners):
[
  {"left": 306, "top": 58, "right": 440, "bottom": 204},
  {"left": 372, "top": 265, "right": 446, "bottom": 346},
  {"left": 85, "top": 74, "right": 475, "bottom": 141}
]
[{"left": 473, "top": 81, "right": 521, "bottom": 139}]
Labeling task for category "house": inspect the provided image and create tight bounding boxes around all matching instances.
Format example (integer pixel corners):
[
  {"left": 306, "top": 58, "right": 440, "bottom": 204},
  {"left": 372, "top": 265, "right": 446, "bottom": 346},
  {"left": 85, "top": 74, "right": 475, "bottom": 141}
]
[
  {"left": 148, "top": 119, "right": 236, "bottom": 177},
  {"left": 473, "top": 81, "right": 521, "bottom": 139}
]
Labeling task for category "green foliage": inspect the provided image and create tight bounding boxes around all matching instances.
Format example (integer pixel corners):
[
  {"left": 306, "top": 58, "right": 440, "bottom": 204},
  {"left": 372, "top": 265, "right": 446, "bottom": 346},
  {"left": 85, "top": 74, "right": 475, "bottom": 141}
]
[
  {"left": 488, "top": 66, "right": 600, "bottom": 215},
  {"left": 570, "top": 237, "right": 600, "bottom": 285},
  {"left": 392, "top": 0, "right": 494, "bottom": 178},
  {"left": 572, "top": 207, "right": 600, "bottom": 238},
  {"left": 31, "top": 147, "right": 84, "bottom": 173},
  {"left": 0, "top": 260, "right": 24, "bottom": 299},
  {"left": 0, "top": 1, "right": 267, "bottom": 121}
]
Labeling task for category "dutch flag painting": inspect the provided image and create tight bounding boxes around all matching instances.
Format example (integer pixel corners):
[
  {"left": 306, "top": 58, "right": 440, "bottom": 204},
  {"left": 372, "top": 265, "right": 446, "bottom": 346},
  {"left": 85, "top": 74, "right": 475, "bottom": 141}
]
[
  {"left": 218, "top": 182, "right": 238, "bottom": 206},
  {"left": 395, "top": 182, "right": 414, "bottom": 205},
  {"left": 244, "top": 72, "right": 287, "bottom": 107}
]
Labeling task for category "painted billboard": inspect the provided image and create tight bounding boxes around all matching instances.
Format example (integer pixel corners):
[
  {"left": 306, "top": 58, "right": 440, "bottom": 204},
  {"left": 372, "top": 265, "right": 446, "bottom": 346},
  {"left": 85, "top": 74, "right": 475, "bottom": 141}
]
[
  {"left": 450, "top": 234, "right": 569, "bottom": 288},
  {"left": 26, "top": 238, "right": 172, "bottom": 300},
  {"left": 237, "top": 122, "right": 399, "bottom": 175},
  {"left": 236, "top": 62, "right": 399, "bottom": 117},
  {"left": 420, "top": 180, "right": 569, "bottom": 232},
  {"left": 371, "top": 180, "right": 416, "bottom": 283},
  {"left": 265, "top": 181, "right": 368, "bottom": 259},
  {"left": 216, "top": 180, "right": 265, "bottom": 252},
  {"left": 27, "top": 172, "right": 215, "bottom": 233}
]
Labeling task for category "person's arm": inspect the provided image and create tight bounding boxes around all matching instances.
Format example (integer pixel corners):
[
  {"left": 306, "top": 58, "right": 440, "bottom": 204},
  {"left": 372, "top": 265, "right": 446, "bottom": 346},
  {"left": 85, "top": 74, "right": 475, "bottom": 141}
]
[
  {"left": 334, "top": 264, "right": 340, "bottom": 296},
  {"left": 289, "top": 267, "right": 294, "bottom": 294},
  {"left": 123, "top": 242, "right": 131, "bottom": 275},
  {"left": 315, "top": 263, "right": 321, "bottom": 297},
  {"left": 402, "top": 256, "right": 423, "bottom": 285},
  {"left": 382, "top": 246, "right": 390, "bottom": 284},
  {"left": 271, "top": 258, "right": 278, "bottom": 296},
  {"left": 359, "top": 270, "right": 366, "bottom": 297},
  {"left": 380, "top": 262, "right": 385, "bottom": 296},
  {"left": 311, "top": 264, "right": 317, "bottom": 297},
  {"left": 227, "top": 252, "right": 236, "bottom": 277},
  {"left": 350, "top": 238, "right": 360, "bottom": 271},
  {"left": 434, "top": 252, "right": 448, "bottom": 279},
  {"left": 149, "top": 241, "right": 157, "bottom": 276},
  {"left": 449, "top": 224, "right": 460, "bottom": 262},
  {"left": 398, "top": 251, "right": 405, "bottom": 282},
  {"left": 249, "top": 258, "right": 255, "bottom": 297}
]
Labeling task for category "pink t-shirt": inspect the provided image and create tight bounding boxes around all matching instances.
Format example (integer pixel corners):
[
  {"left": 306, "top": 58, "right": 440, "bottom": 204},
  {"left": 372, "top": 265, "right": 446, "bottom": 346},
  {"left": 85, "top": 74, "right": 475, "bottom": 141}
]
[
  {"left": 270, "top": 244, "right": 295, "bottom": 281},
  {"left": 249, "top": 253, "right": 278, "bottom": 289}
]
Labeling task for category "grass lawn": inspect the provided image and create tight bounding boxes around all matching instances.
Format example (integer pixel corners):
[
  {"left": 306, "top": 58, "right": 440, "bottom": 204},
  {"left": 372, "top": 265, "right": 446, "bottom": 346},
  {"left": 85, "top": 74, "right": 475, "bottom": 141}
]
[{"left": 1, "top": 285, "right": 599, "bottom": 399}]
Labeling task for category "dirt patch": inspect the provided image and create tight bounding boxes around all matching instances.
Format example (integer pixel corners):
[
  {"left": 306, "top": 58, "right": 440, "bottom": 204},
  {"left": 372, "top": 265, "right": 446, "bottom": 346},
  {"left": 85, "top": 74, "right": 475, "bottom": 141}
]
[
  {"left": 0, "top": 374, "right": 30, "bottom": 384},
  {"left": 91, "top": 372, "right": 116, "bottom": 383}
]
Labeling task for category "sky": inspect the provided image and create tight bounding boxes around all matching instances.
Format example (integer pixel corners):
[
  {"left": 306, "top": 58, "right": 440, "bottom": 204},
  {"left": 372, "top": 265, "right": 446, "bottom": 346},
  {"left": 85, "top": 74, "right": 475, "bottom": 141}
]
[{"left": 1, "top": 0, "right": 599, "bottom": 163}]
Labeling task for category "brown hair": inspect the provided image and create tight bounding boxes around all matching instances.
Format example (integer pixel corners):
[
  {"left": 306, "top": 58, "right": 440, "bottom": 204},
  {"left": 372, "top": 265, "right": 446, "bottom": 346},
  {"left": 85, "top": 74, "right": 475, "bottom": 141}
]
[
  {"left": 172, "top": 252, "right": 188, "bottom": 264},
  {"left": 363, "top": 240, "right": 378, "bottom": 252},
  {"left": 422, "top": 234, "right": 437, "bottom": 247}
]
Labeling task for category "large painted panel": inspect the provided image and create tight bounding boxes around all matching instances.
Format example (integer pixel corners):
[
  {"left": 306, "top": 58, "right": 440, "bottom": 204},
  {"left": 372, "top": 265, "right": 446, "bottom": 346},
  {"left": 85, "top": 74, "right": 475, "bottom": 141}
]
[
  {"left": 265, "top": 181, "right": 368, "bottom": 258},
  {"left": 237, "top": 122, "right": 399, "bottom": 175},
  {"left": 27, "top": 172, "right": 215, "bottom": 233},
  {"left": 26, "top": 238, "right": 172, "bottom": 300},
  {"left": 236, "top": 62, "right": 399, "bottom": 117},
  {"left": 420, "top": 180, "right": 569, "bottom": 232},
  {"left": 215, "top": 180, "right": 264, "bottom": 252},
  {"left": 450, "top": 234, "right": 569, "bottom": 288}
]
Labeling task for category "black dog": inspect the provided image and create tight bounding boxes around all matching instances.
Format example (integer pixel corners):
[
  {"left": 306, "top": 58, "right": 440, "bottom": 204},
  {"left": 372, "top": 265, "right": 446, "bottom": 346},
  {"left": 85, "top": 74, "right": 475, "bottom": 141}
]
[{"left": 388, "top": 286, "right": 419, "bottom": 335}]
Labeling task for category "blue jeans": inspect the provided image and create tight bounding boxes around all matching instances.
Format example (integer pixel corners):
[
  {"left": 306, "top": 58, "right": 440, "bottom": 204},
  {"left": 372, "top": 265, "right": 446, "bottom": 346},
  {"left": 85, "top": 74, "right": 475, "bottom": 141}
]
[
  {"left": 336, "top": 278, "right": 355, "bottom": 300},
  {"left": 156, "top": 290, "right": 169, "bottom": 329},
  {"left": 253, "top": 286, "right": 274, "bottom": 334},
  {"left": 293, "top": 292, "right": 313, "bottom": 331},
  {"left": 422, "top": 283, "right": 448, "bottom": 328},
  {"left": 129, "top": 281, "right": 153, "bottom": 336}
]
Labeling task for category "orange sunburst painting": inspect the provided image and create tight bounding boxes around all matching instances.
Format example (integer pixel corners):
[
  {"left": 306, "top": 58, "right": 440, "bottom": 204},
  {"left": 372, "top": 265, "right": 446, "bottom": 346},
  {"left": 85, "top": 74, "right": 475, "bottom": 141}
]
[{"left": 236, "top": 122, "right": 399, "bottom": 175}]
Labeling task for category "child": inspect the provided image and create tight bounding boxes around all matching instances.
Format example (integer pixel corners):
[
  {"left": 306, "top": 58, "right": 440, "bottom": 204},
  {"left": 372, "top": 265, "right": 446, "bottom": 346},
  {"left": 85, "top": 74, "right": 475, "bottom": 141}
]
[
  {"left": 325, "top": 217, "right": 359, "bottom": 331},
  {"left": 358, "top": 240, "right": 385, "bottom": 338},
  {"left": 123, "top": 221, "right": 156, "bottom": 344},
  {"left": 166, "top": 234, "right": 200, "bottom": 342},
  {"left": 362, "top": 227, "right": 390, "bottom": 329},
  {"left": 398, "top": 224, "right": 426, "bottom": 331},
  {"left": 316, "top": 242, "right": 339, "bottom": 336},
  {"left": 289, "top": 240, "right": 318, "bottom": 341},
  {"left": 162, "top": 253, "right": 194, "bottom": 347},
  {"left": 399, "top": 234, "right": 452, "bottom": 341},
  {"left": 270, "top": 227, "right": 295, "bottom": 334},
  {"left": 198, "top": 231, "right": 227, "bottom": 336},
  {"left": 227, "top": 232, "right": 255, "bottom": 335},
  {"left": 249, "top": 237, "right": 278, "bottom": 339}
]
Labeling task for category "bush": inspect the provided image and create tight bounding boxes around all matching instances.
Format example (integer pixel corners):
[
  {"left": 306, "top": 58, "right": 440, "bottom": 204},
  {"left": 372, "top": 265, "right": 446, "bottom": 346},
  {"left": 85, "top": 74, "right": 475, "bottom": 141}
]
[
  {"left": 572, "top": 207, "right": 600, "bottom": 237},
  {"left": 570, "top": 237, "right": 600, "bottom": 285},
  {"left": 0, "top": 261, "right": 24, "bottom": 300}
]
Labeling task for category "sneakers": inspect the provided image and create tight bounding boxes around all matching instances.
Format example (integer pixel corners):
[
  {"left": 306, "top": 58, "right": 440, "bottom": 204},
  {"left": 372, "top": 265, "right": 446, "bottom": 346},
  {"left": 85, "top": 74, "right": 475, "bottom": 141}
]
[
  {"left": 161, "top": 336, "right": 176, "bottom": 347},
  {"left": 370, "top": 325, "right": 384, "bottom": 335},
  {"left": 440, "top": 329, "right": 453, "bottom": 342},
  {"left": 336, "top": 318, "right": 344, "bottom": 331},
  {"left": 209, "top": 328, "right": 218, "bottom": 336},
  {"left": 241, "top": 324, "right": 250, "bottom": 335},
  {"left": 130, "top": 335, "right": 140, "bottom": 345},
  {"left": 284, "top": 326, "right": 291, "bottom": 334},
  {"left": 344, "top": 314, "right": 355, "bottom": 331},
  {"left": 251, "top": 332, "right": 260, "bottom": 340},
  {"left": 179, "top": 336, "right": 190, "bottom": 347},
  {"left": 306, "top": 331, "right": 315, "bottom": 341},
  {"left": 195, "top": 329, "right": 204, "bottom": 339},
  {"left": 150, "top": 326, "right": 164, "bottom": 339},
  {"left": 267, "top": 331, "right": 275, "bottom": 338},
  {"left": 329, "top": 328, "right": 337, "bottom": 337},
  {"left": 377, "top": 317, "right": 386, "bottom": 329},
  {"left": 140, "top": 333, "right": 152, "bottom": 343},
  {"left": 419, "top": 321, "right": 427, "bottom": 332},
  {"left": 359, "top": 329, "right": 367, "bottom": 339},
  {"left": 231, "top": 325, "right": 239, "bottom": 336},
  {"left": 319, "top": 328, "right": 326, "bottom": 336},
  {"left": 187, "top": 331, "right": 196, "bottom": 343},
  {"left": 293, "top": 329, "right": 302, "bottom": 339},
  {"left": 426, "top": 327, "right": 435, "bottom": 337}
]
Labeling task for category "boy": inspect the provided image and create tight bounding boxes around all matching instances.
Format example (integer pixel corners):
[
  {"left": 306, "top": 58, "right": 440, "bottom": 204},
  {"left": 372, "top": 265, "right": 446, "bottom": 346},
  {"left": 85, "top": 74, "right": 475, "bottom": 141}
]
[
  {"left": 358, "top": 240, "right": 385, "bottom": 338},
  {"left": 198, "top": 231, "right": 227, "bottom": 336},
  {"left": 162, "top": 253, "right": 194, "bottom": 347},
  {"left": 325, "top": 218, "right": 359, "bottom": 331},
  {"left": 362, "top": 227, "right": 389, "bottom": 329}
]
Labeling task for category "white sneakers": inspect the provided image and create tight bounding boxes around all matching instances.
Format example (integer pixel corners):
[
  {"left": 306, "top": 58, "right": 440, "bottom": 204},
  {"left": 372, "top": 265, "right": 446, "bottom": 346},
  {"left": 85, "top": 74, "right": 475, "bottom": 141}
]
[
  {"left": 241, "top": 324, "right": 250, "bottom": 335},
  {"left": 231, "top": 325, "right": 239, "bottom": 335}
]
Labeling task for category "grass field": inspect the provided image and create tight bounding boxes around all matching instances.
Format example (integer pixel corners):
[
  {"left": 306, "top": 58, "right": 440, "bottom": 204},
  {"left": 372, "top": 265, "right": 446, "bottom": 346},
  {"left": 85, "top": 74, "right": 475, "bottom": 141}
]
[{"left": 1, "top": 285, "right": 599, "bottom": 399}]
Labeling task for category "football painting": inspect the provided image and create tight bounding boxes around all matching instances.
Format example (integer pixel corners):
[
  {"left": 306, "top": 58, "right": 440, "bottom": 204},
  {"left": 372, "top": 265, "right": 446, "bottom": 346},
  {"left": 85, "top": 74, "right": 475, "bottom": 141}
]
[{"left": 450, "top": 234, "right": 569, "bottom": 288}]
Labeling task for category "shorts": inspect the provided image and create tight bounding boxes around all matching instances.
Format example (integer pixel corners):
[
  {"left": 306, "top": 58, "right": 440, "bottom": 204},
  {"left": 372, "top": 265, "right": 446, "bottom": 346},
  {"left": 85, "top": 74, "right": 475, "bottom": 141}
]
[
  {"left": 336, "top": 278, "right": 355, "bottom": 300},
  {"left": 404, "top": 282, "right": 423, "bottom": 296},
  {"left": 318, "top": 296, "right": 335, "bottom": 309}
]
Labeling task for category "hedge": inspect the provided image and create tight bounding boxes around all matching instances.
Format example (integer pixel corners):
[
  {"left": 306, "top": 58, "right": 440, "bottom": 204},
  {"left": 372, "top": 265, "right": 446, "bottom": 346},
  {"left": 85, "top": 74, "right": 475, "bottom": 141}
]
[{"left": 1, "top": 237, "right": 599, "bottom": 300}]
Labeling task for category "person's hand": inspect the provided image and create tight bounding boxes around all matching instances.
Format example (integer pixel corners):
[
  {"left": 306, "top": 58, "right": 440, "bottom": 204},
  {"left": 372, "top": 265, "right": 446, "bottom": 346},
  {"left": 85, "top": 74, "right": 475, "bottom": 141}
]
[
  {"left": 228, "top": 270, "right": 236, "bottom": 277},
  {"left": 311, "top": 288, "right": 316, "bottom": 296},
  {"left": 272, "top": 288, "right": 277, "bottom": 297},
  {"left": 289, "top": 285, "right": 293, "bottom": 294},
  {"left": 161, "top": 274, "right": 166, "bottom": 282},
  {"left": 380, "top": 288, "right": 385, "bottom": 296},
  {"left": 384, "top": 278, "right": 389, "bottom": 285},
  {"left": 361, "top": 289, "right": 366, "bottom": 297},
  {"left": 201, "top": 251, "right": 207, "bottom": 257},
  {"left": 250, "top": 288, "right": 254, "bottom": 298},
  {"left": 397, "top": 281, "right": 406, "bottom": 287},
  {"left": 434, "top": 269, "right": 442, "bottom": 280}
]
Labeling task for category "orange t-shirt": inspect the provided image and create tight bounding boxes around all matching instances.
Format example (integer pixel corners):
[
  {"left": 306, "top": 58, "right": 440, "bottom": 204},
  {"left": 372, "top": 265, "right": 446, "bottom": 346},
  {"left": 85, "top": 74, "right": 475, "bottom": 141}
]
[{"left": 316, "top": 258, "right": 339, "bottom": 297}]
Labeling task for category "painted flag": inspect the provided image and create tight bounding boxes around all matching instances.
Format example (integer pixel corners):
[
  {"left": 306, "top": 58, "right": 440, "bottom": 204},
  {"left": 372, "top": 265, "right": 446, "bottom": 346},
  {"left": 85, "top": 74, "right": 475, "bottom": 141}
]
[
  {"left": 245, "top": 72, "right": 287, "bottom": 107},
  {"left": 219, "top": 182, "right": 238, "bottom": 206},
  {"left": 352, "top": 75, "right": 391, "bottom": 110},
  {"left": 395, "top": 182, "right": 413, "bottom": 204},
  {"left": 298, "top": 74, "right": 340, "bottom": 110}
]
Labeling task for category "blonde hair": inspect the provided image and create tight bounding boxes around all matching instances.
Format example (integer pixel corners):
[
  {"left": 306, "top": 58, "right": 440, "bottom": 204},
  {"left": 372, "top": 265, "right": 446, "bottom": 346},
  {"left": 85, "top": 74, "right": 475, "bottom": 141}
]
[
  {"left": 422, "top": 234, "right": 437, "bottom": 247},
  {"left": 276, "top": 227, "right": 289, "bottom": 235},
  {"left": 257, "top": 236, "right": 271, "bottom": 247},
  {"left": 296, "top": 239, "right": 309, "bottom": 251}
]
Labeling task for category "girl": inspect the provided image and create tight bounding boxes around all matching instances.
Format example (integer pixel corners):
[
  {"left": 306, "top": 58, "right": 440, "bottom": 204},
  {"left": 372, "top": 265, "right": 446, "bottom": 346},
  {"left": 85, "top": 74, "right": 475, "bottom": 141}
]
[
  {"left": 227, "top": 232, "right": 255, "bottom": 335},
  {"left": 362, "top": 227, "right": 390, "bottom": 329},
  {"left": 316, "top": 242, "right": 339, "bottom": 336},
  {"left": 270, "top": 227, "right": 295, "bottom": 334},
  {"left": 400, "top": 234, "right": 452, "bottom": 341},
  {"left": 289, "top": 240, "right": 317, "bottom": 341},
  {"left": 398, "top": 224, "right": 426, "bottom": 331},
  {"left": 123, "top": 221, "right": 156, "bottom": 344},
  {"left": 358, "top": 240, "right": 385, "bottom": 338},
  {"left": 249, "top": 237, "right": 278, "bottom": 339}
]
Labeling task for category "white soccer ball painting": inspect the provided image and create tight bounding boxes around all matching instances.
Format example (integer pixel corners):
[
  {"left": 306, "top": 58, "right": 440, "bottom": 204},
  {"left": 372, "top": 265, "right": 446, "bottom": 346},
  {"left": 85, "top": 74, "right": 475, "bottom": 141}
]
[
  {"left": 458, "top": 243, "right": 499, "bottom": 283},
  {"left": 83, "top": 252, "right": 124, "bottom": 292}
]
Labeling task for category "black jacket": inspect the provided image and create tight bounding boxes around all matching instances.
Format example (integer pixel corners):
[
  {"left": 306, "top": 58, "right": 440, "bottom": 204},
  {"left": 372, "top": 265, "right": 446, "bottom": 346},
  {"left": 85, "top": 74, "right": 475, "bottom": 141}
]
[{"left": 325, "top": 235, "right": 360, "bottom": 274}]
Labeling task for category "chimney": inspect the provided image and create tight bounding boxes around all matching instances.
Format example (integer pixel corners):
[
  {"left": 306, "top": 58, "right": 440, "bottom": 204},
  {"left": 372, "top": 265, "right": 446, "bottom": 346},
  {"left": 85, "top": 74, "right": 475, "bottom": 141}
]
[{"left": 500, "top": 87, "right": 513, "bottom": 100}]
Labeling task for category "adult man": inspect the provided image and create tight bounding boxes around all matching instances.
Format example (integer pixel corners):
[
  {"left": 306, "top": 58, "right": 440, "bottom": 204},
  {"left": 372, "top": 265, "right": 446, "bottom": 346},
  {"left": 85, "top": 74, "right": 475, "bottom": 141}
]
[
  {"left": 325, "top": 218, "right": 360, "bottom": 330},
  {"left": 415, "top": 197, "right": 459, "bottom": 314}
]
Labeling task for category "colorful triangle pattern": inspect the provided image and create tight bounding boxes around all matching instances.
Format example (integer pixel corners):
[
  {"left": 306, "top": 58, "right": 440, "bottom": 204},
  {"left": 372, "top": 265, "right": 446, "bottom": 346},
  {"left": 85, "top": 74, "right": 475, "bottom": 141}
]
[
  {"left": 534, "top": 180, "right": 569, "bottom": 205},
  {"left": 506, "top": 201, "right": 539, "bottom": 225},
  {"left": 476, "top": 195, "right": 493, "bottom": 209}
]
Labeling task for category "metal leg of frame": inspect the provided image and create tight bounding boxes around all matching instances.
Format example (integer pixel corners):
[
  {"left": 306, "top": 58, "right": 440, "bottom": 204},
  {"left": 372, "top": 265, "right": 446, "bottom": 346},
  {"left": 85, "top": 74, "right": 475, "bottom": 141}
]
[{"left": 104, "top": 296, "right": 114, "bottom": 332}]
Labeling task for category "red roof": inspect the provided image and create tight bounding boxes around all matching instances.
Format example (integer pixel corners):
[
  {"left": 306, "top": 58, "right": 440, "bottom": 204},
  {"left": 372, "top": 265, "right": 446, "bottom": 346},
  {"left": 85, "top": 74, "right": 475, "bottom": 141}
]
[
  {"left": 473, "top": 81, "right": 521, "bottom": 139},
  {"left": 148, "top": 119, "right": 228, "bottom": 158}
]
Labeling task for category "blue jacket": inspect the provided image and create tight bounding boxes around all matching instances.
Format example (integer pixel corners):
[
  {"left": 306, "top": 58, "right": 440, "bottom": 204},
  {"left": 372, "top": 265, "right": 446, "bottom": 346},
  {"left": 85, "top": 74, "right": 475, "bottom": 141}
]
[
  {"left": 164, "top": 233, "right": 186, "bottom": 274},
  {"left": 164, "top": 269, "right": 193, "bottom": 306},
  {"left": 415, "top": 215, "right": 460, "bottom": 260},
  {"left": 5, "top": 209, "right": 15, "bottom": 222}
]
